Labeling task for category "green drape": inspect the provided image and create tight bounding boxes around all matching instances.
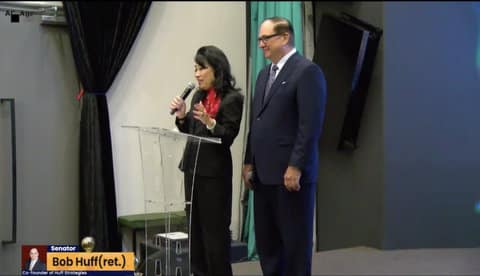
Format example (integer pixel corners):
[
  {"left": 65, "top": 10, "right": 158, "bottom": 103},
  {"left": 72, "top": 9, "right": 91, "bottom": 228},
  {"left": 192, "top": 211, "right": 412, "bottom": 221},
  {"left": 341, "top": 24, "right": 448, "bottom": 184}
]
[{"left": 243, "top": 1, "right": 304, "bottom": 261}]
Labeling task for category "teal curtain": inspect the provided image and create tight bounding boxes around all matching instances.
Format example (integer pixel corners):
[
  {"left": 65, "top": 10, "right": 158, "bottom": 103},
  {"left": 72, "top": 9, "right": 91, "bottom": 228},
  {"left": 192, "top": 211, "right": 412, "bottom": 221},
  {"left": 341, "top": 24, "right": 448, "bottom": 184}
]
[{"left": 243, "top": 1, "right": 304, "bottom": 261}]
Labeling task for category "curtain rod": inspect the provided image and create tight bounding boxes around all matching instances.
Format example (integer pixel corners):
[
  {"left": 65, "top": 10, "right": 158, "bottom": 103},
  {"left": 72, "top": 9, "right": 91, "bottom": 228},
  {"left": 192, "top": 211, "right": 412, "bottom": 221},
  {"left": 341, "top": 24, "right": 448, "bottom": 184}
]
[
  {"left": 0, "top": 1, "right": 63, "bottom": 14},
  {"left": 0, "top": 1, "right": 63, "bottom": 9}
]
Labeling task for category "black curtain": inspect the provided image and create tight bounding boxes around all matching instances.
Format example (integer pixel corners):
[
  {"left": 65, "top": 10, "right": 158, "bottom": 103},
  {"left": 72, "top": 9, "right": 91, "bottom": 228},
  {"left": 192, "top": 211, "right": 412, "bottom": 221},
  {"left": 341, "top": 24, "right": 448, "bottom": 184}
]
[{"left": 63, "top": 1, "right": 152, "bottom": 251}]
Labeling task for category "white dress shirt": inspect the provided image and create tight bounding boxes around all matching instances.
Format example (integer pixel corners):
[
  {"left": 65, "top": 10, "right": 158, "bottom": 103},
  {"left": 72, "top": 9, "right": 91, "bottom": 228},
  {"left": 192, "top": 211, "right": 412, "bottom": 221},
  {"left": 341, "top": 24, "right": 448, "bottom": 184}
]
[
  {"left": 29, "top": 259, "right": 37, "bottom": 271},
  {"left": 272, "top": 48, "right": 297, "bottom": 78}
]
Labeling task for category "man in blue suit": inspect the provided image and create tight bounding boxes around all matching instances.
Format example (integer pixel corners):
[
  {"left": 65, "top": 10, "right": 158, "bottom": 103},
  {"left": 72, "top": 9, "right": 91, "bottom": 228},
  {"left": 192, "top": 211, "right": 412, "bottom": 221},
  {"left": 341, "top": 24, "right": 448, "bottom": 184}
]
[
  {"left": 243, "top": 16, "right": 327, "bottom": 276},
  {"left": 24, "top": 247, "right": 47, "bottom": 271}
]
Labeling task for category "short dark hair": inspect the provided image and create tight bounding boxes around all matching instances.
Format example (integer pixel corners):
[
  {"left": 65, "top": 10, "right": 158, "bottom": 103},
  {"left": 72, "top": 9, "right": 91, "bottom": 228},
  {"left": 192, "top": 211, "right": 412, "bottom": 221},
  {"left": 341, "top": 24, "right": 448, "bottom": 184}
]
[
  {"left": 264, "top": 16, "right": 295, "bottom": 46},
  {"left": 194, "top": 45, "right": 240, "bottom": 97}
]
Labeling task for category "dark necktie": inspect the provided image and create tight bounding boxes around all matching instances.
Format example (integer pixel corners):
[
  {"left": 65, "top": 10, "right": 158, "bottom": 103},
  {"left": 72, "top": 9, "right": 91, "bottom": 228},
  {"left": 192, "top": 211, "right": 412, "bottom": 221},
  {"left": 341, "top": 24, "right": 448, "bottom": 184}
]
[{"left": 264, "top": 64, "right": 278, "bottom": 101}]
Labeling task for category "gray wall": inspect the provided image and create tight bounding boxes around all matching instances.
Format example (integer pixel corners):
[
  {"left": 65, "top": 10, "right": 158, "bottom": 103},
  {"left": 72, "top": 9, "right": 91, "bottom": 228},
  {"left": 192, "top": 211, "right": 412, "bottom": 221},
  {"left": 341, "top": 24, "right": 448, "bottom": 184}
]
[
  {"left": 315, "top": 1, "right": 480, "bottom": 251},
  {"left": 0, "top": 15, "right": 79, "bottom": 274},
  {"left": 383, "top": 2, "right": 480, "bottom": 249},
  {"left": 314, "top": 2, "right": 384, "bottom": 251}
]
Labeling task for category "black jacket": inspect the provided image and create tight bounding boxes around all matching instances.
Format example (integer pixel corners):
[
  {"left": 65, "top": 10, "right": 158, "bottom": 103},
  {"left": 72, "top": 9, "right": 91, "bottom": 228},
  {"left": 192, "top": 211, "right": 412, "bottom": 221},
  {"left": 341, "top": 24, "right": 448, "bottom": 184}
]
[
  {"left": 176, "top": 89, "right": 244, "bottom": 177},
  {"left": 24, "top": 259, "right": 47, "bottom": 271}
]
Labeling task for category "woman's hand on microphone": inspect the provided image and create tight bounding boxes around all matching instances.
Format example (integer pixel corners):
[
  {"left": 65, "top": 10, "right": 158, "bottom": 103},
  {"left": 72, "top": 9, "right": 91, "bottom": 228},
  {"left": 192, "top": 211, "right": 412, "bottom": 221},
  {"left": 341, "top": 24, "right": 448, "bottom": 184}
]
[{"left": 170, "top": 96, "right": 186, "bottom": 118}]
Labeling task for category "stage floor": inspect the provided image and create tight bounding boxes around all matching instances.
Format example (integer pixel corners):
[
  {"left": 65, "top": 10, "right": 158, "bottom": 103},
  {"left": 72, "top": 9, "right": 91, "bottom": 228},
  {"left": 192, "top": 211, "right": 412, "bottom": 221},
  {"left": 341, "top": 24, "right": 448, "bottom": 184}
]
[{"left": 232, "top": 246, "right": 480, "bottom": 275}]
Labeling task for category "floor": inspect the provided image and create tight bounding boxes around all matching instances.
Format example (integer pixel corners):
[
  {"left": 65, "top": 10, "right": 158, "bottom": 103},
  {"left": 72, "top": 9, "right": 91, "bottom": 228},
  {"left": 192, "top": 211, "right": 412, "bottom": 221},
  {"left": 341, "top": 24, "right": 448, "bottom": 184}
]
[{"left": 232, "top": 246, "right": 480, "bottom": 275}]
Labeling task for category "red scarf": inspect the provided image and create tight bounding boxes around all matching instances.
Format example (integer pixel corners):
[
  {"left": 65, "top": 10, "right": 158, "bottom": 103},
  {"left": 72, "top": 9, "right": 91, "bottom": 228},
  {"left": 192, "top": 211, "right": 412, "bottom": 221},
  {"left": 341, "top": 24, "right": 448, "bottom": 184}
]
[{"left": 202, "top": 88, "right": 221, "bottom": 118}]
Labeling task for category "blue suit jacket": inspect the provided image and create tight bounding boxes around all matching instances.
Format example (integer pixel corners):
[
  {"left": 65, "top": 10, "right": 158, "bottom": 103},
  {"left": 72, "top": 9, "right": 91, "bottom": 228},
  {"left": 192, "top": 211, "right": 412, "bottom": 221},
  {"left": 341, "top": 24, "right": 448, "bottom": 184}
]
[{"left": 245, "top": 53, "right": 327, "bottom": 185}]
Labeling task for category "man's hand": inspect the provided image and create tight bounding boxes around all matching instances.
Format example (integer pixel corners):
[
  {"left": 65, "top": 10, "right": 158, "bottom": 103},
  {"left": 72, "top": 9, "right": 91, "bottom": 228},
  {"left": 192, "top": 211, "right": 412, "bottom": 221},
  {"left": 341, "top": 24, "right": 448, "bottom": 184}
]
[
  {"left": 242, "top": 164, "right": 254, "bottom": 190},
  {"left": 284, "top": 166, "right": 301, "bottom": 192}
]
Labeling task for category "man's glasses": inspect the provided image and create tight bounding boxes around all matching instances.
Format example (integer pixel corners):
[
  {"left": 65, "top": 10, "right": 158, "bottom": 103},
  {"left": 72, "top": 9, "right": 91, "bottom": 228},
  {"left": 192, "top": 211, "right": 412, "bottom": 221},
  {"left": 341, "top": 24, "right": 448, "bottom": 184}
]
[{"left": 257, "top": 33, "right": 284, "bottom": 44}]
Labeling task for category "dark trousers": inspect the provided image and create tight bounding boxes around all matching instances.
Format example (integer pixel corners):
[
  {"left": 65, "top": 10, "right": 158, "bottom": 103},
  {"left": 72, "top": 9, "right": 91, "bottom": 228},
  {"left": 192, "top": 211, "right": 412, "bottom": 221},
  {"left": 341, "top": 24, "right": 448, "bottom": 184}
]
[
  {"left": 184, "top": 173, "right": 233, "bottom": 276},
  {"left": 253, "top": 179, "right": 316, "bottom": 276}
]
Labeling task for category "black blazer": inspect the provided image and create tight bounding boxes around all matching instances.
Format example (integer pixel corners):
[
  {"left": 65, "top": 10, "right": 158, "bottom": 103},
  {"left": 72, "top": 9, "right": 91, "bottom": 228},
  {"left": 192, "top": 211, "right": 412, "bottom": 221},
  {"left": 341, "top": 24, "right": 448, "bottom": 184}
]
[
  {"left": 245, "top": 52, "right": 327, "bottom": 184},
  {"left": 176, "top": 89, "right": 244, "bottom": 177},
  {"left": 24, "top": 259, "right": 47, "bottom": 271}
]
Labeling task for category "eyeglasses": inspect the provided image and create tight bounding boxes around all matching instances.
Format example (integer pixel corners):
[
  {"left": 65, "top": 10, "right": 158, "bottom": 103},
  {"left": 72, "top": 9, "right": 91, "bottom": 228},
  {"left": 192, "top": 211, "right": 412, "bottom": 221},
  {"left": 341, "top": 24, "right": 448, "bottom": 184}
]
[{"left": 257, "top": 33, "right": 283, "bottom": 44}]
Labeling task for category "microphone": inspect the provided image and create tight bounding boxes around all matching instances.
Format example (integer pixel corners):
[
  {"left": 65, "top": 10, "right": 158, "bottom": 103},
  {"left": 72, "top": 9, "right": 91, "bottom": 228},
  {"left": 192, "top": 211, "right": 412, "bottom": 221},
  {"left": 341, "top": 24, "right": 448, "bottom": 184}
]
[{"left": 170, "top": 82, "right": 196, "bottom": 115}]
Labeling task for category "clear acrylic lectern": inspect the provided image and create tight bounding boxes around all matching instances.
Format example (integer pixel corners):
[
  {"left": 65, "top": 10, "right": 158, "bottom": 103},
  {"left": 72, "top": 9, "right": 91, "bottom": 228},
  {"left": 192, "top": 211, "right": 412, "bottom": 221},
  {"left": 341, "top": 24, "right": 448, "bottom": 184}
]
[{"left": 122, "top": 125, "right": 221, "bottom": 276}]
